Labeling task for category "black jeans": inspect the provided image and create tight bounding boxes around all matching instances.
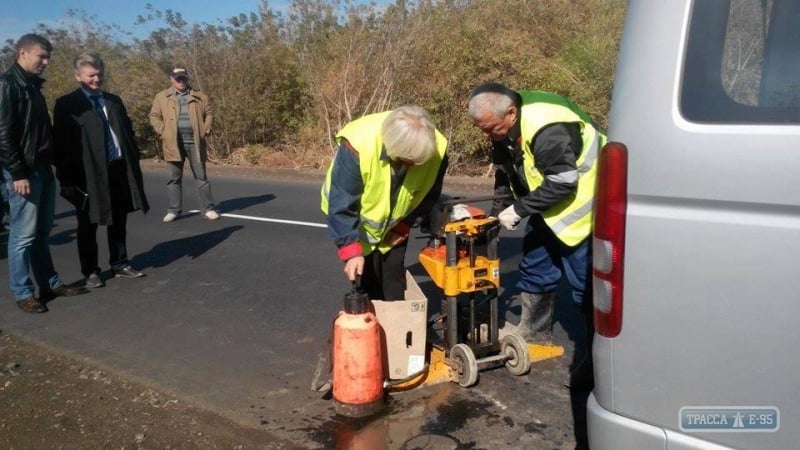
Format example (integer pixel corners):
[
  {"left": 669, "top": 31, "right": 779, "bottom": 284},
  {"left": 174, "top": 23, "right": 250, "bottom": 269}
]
[
  {"left": 76, "top": 162, "right": 131, "bottom": 276},
  {"left": 360, "top": 240, "right": 408, "bottom": 301}
]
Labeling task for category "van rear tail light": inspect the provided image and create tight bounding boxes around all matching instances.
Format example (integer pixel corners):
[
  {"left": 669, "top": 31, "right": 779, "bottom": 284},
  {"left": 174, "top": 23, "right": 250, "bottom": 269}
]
[{"left": 593, "top": 142, "right": 628, "bottom": 338}]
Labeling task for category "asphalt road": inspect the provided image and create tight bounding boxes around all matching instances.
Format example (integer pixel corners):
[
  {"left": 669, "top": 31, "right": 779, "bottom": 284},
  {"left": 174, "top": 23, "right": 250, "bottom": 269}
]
[{"left": 0, "top": 161, "right": 589, "bottom": 449}]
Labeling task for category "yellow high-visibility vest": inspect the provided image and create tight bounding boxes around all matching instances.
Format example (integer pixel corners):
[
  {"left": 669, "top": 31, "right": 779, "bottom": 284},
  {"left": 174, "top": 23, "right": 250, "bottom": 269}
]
[
  {"left": 517, "top": 91, "right": 605, "bottom": 246},
  {"left": 321, "top": 111, "right": 447, "bottom": 254}
]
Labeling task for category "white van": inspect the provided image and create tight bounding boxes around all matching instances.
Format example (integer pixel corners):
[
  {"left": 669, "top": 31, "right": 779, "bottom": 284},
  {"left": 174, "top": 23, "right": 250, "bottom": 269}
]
[{"left": 588, "top": 1, "right": 800, "bottom": 449}]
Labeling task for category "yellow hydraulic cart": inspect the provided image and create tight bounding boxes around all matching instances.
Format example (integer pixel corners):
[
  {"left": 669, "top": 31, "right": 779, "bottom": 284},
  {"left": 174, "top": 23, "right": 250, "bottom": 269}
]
[{"left": 417, "top": 196, "right": 538, "bottom": 387}]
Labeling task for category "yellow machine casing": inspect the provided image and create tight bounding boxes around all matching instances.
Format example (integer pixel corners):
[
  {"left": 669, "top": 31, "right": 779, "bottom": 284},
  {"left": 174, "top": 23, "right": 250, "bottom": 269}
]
[{"left": 418, "top": 217, "right": 500, "bottom": 297}]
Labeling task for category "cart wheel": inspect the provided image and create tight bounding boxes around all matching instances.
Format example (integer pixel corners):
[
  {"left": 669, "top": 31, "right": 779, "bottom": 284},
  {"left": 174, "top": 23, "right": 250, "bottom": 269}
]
[
  {"left": 449, "top": 344, "right": 478, "bottom": 387},
  {"left": 501, "top": 334, "right": 531, "bottom": 376}
]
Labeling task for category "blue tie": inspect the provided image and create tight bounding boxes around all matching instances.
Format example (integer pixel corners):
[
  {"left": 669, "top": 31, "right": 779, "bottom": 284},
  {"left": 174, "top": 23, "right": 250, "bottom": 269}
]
[{"left": 90, "top": 95, "right": 119, "bottom": 163}]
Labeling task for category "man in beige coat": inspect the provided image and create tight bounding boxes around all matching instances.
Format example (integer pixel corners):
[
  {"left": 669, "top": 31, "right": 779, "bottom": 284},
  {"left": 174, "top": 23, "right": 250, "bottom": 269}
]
[{"left": 149, "top": 65, "right": 219, "bottom": 222}]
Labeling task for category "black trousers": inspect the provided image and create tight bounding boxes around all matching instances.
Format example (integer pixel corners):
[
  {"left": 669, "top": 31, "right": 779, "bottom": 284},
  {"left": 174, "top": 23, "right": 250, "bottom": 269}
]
[
  {"left": 360, "top": 240, "right": 408, "bottom": 301},
  {"left": 76, "top": 162, "right": 131, "bottom": 276}
]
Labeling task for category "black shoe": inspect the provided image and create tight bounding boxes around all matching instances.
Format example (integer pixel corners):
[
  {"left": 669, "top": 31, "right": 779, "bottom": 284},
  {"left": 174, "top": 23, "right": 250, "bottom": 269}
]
[
  {"left": 85, "top": 272, "right": 105, "bottom": 288},
  {"left": 114, "top": 265, "right": 144, "bottom": 278},
  {"left": 41, "top": 284, "right": 90, "bottom": 301},
  {"left": 17, "top": 297, "right": 48, "bottom": 313}
]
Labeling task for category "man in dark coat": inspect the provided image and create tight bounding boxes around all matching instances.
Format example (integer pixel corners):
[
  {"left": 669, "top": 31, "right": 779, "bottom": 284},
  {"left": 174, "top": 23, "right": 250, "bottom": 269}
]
[{"left": 53, "top": 52, "right": 149, "bottom": 288}]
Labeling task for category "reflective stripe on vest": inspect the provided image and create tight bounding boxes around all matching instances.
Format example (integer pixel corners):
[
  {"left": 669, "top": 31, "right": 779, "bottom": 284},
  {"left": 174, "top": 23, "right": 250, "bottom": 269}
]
[
  {"left": 517, "top": 91, "right": 606, "bottom": 246},
  {"left": 547, "top": 131, "right": 599, "bottom": 238},
  {"left": 320, "top": 111, "right": 447, "bottom": 254}
]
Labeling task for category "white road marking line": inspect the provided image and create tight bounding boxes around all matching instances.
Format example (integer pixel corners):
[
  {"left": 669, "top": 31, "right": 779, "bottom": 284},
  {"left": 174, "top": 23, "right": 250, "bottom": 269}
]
[{"left": 188, "top": 210, "right": 327, "bottom": 228}]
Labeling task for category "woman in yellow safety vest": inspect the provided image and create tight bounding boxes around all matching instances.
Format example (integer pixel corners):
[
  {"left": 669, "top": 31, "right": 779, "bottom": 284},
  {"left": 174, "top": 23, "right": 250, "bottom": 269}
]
[{"left": 321, "top": 106, "right": 448, "bottom": 300}]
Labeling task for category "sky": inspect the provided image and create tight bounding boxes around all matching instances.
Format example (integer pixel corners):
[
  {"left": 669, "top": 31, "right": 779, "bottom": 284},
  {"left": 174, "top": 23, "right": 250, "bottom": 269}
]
[{"left": 0, "top": 0, "right": 291, "bottom": 45}]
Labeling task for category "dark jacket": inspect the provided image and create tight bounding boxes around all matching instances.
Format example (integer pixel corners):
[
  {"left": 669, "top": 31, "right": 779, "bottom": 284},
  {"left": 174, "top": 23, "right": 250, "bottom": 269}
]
[
  {"left": 0, "top": 63, "right": 54, "bottom": 180},
  {"left": 53, "top": 89, "right": 149, "bottom": 225},
  {"left": 489, "top": 91, "right": 582, "bottom": 217}
]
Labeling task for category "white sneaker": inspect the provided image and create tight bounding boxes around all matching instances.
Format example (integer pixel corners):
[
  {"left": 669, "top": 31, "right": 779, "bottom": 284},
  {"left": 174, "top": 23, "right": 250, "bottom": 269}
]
[
  {"left": 163, "top": 213, "right": 178, "bottom": 223},
  {"left": 203, "top": 210, "right": 220, "bottom": 220}
]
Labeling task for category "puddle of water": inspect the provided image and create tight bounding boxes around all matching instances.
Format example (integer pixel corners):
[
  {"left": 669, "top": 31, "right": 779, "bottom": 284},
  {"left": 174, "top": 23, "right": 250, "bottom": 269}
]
[{"left": 305, "top": 383, "right": 496, "bottom": 449}]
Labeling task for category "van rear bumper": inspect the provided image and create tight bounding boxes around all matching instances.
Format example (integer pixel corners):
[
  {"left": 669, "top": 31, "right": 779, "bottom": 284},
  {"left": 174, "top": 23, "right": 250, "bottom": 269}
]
[
  {"left": 587, "top": 393, "right": 667, "bottom": 449},
  {"left": 587, "top": 394, "right": 737, "bottom": 450}
]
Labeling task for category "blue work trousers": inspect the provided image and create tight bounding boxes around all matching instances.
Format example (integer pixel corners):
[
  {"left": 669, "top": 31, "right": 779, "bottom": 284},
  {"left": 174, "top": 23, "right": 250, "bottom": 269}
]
[{"left": 517, "top": 215, "right": 592, "bottom": 306}]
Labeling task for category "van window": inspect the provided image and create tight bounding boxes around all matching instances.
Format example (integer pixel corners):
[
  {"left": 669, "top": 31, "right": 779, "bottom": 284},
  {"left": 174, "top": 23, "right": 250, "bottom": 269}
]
[{"left": 680, "top": 0, "right": 800, "bottom": 123}]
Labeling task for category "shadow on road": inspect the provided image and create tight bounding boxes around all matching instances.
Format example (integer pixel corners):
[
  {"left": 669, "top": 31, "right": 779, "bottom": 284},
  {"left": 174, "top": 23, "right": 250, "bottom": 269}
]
[
  {"left": 54, "top": 209, "right": 77, "bottom": 221},
  {"left": 131, "top": 225, "right": 244, "bottom": 269},
  {"left": 216, "top": 193, "right": 276, "bottom": 214},
  {"left": 48, "top": 224, "right": 77, "bottom": 247}
]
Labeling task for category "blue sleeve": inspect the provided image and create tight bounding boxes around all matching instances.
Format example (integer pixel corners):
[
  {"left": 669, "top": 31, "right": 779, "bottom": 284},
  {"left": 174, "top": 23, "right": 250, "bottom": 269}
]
[{"left": 325, "top": 141, "right": 364, "bottom": 249}]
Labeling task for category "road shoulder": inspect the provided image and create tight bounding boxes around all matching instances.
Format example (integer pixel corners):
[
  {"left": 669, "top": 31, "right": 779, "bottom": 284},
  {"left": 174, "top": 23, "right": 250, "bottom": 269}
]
[{"left": 0, "top": 331, "right": 298, "bottom": 449}]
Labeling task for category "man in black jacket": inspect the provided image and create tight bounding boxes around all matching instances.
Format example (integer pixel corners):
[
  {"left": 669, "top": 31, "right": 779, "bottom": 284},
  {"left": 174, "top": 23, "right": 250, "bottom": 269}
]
[
  {"left": 0, "top": 34, "right": 88, "bottom": 313},
  {"left": 53, "top": 52, "right": 149, "bottom": 289}
]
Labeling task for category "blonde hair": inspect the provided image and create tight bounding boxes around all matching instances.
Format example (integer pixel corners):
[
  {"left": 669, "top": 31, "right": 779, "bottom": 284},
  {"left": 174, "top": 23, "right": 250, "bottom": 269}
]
[
  {"left": 72, "top": 52, "right": 105, "bottom": 75},
  {"left": 381, "top": 105, "right": 437, "bottom": 165}
]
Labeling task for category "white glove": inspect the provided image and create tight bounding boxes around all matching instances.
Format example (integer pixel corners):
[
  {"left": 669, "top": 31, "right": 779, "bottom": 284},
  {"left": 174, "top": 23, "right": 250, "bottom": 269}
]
[
  {"left": 450, "top": 204, "right": 472, "bottom": 221},
  {"left": 497, "top": 205, "right": 522, "bottom": 230}
]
